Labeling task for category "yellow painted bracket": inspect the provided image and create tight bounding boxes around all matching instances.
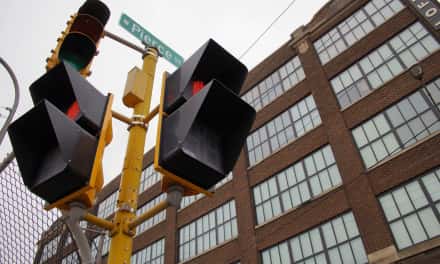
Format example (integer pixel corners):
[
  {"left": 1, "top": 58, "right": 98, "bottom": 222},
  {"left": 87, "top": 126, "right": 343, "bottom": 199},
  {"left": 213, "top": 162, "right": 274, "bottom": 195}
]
[
  {"left": 83, "top": 212, "right": 114, "bottom": 231},
  {"left": 45, "top": 94, "right": 114, "bottom": 210},
  {"left": 46, "top": 14, "right": 76, "bottom": 72},
  {"left": 153, "top": 72, "right": 212, "bottom": 197},
  {"left": 128, "top": 200, "right": 168, "bottom": 230}
]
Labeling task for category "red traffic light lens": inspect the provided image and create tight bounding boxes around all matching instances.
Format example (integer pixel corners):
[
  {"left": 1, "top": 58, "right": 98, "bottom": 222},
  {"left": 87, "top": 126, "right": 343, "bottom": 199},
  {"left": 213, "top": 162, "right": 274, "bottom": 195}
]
[
  {"left": 66, "top": 101, "right": 80, "bottom": 120},
  {"left": 192, "top": 81, "right": 204, "bottom": 95}
]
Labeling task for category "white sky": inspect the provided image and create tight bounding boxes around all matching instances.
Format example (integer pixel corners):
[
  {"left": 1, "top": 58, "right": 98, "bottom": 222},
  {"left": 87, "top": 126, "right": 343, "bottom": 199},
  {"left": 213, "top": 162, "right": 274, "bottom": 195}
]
[{"left": 0, "top": 0, "right": 328, "bottom": 184}]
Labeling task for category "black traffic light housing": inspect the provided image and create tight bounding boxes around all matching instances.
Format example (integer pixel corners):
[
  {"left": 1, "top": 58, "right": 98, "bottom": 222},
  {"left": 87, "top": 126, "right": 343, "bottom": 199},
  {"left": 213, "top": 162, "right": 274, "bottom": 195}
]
[
  {"left": 156, "top": 39, "right": 256, "bottom": 192},
  {"left": 30, "top": 62, "right": 108, "bottom": 136},
  {"left": 8, "top": 100, "right": 98, "bottom": 203},
  {"left": 164, "top": 39, "right": 248, "bottom": 114},
  {"left": 8, "top": 62, "right": 112, "bottom": 206},
  {"left": 58, "top": 0, "right": 110, "bottom": 71},
  {"left": 159, "top": 80, "right": 255, "bottom": 189}
]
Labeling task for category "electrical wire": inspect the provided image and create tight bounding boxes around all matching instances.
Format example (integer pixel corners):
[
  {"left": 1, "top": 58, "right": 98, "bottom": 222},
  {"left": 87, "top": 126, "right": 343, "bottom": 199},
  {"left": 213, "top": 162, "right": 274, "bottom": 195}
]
[{"left": 239, "top": 0, "right": 298, "bottom": 60}]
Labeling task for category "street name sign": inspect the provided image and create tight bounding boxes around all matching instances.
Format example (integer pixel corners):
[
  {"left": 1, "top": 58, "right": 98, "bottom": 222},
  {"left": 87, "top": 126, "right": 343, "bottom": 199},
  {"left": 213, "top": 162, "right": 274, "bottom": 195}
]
[{"left": 119, "top": 13, "right": 184, "bottom": 67}]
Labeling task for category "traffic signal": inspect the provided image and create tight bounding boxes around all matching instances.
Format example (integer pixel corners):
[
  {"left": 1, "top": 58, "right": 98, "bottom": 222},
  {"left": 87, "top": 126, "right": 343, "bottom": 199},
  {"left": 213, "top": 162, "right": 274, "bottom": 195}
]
[
  {"left": 155, "top": 39, "right": 256, "bottom": 193},
  {"left": 7, "top": 0, "right": 111, "bottom": 209},
  {"left": 46, "top": 0, "right": 110, "bottom": 76},
  {"left": 45, "top": 15, "right": 75, "bottom": 72},
  {"left": 8, "top": 62, "right": 113, "bottom": 209}
]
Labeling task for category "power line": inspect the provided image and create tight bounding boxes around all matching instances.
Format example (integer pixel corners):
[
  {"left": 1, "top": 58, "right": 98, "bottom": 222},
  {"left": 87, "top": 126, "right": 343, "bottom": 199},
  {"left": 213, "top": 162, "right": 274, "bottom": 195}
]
[{"left": 239, "top": 0, "right": 298, "bottom": 60}]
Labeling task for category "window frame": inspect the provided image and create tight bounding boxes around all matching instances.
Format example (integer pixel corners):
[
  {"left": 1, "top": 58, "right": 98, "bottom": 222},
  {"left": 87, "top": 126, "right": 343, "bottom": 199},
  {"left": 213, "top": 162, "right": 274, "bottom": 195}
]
[
  {"left": 178, "top": 200, "right": 238, "bottom": 262},
  {"left": 246, "top": 95, "right": 321, "bottom": 167},
  {"left": 260, "top": 212, "right": 368, "bottom": 264},
  {"left": 131, "top": 238, "right": 165, "bottom": 264},
  {"left": 252, "top": 145, "right": 342, "bottom": 225},
  {"left": 378, "top": 167, "right": 440, "bottom": 250},
  {"left": 241, "top": 56, "right": 306, "bottom": 112},
  {"left": 351, "top": 77, "right": 440, "bottom": 169},
  {"left": 313, "top": 0, "right": 405, "bottom": 65},
  {"left": 330, "top": 22, "right": 440, "bottom": 109}
]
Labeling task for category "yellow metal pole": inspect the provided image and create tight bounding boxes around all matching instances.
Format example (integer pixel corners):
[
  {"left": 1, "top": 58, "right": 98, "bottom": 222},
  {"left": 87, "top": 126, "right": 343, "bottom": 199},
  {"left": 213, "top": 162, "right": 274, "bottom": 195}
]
[{"left": 107, "top": 47, "right": 158, "bottom": 264}]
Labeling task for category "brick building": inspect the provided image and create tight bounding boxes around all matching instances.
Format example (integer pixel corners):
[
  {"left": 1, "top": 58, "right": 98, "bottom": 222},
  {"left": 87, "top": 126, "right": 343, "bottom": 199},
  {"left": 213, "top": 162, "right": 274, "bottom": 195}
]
[{"left": 35, "top": 0, "right": 440, "bottom": 263}]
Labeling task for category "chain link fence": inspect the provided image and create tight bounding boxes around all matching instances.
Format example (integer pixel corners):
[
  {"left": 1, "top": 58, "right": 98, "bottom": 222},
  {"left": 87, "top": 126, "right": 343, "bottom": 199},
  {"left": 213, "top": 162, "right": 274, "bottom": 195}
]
[
  {"left": 0, "top": 153, "right": 62, "bottom": 263},
  {"left": 0, "top": 152, "right": 108, "bottom": 264}
]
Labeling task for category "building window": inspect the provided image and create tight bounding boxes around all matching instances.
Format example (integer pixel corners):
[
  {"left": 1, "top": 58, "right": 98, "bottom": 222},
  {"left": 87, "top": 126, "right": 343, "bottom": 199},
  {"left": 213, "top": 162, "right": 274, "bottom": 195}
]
[
  {"left": 246, "top": 95, "right": 321, "bottom": 167},
  {"left": 61, "top": 251, "right": 79, "bottom": 264},
  {"left": 241, "top": 56, "right": 305, "bottom": 112},
  {"left": 136, "top": 193, "right": 167, "bottom": 235},
  {"left": 180, "top": 193, "right": 205, "bottom": 210},
  {"left": 379, "top": 167, "right": 440, "bottom": 250},
  {"left": 427, "top": 77, "right": 440, "bottom": 108},
  {"left": 39, "top": 235, "right": 60, "bottom": 263},
  {"left": 180, "top": 173, "right": 233, "bottom": 209},
  {"left": 97, "top": 191, "right": 118, "bottom": 219},
  {"left": 314, "top": 0, "right": 404, "bottom": 65},
  {"left": 91, "top": 234, "right": 111, "bottom": 258},
  {"left": 139, "top": 163, "right": 161, "bottom": 194},
  {"left": 253, "top": 145, "right": 342, "bottom": 225},
  {"left": 178, "top": 200, "right": 238, "bottom": 262},
  {"left": 261, "top": 212, "right": 368, "bottom": 264},
  {"left": 131, "top": 238, "right": 165, "bottom": 264},
  {"left": 352, "top": 78, "right": 440, "bottom": 169},
  {"left": 330, "top": 22, "right": 439, "bottom": 109}
]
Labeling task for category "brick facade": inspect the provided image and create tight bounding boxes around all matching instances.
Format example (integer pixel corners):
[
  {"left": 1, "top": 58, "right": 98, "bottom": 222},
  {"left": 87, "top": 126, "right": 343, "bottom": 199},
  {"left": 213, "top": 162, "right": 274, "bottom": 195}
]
[{"left": 37, "top": 0, "right": 440, "bottom": 263}]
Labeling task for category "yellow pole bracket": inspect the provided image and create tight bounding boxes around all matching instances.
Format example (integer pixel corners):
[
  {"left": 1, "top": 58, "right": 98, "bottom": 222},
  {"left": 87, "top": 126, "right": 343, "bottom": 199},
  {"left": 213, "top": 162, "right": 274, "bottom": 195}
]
[
  {"left": 111, "top": 110, "right": 132, "bottom": 125},
  {"left": 83, "top": 213, "right": 114, "bottom": 231},
  {"left": 112, "top": 105, "right": 159, "bottom": 127},
  {"left": 143, "top": 105, "right": 159, "bottom": 125},
  {"left": 127, "top": 200, "right": 168, "bottom": 230}
]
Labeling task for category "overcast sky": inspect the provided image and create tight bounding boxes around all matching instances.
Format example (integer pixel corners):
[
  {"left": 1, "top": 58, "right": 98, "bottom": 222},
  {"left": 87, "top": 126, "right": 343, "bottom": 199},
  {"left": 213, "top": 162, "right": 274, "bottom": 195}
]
[{"left": 0, "top": 0, "right": 328, "bottom": 184}]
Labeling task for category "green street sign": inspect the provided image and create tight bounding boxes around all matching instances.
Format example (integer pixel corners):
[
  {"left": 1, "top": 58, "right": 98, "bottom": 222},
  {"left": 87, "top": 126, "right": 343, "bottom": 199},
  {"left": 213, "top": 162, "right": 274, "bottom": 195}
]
[{"left": 119, "top": 13, "right": 184, "bottom": 68}]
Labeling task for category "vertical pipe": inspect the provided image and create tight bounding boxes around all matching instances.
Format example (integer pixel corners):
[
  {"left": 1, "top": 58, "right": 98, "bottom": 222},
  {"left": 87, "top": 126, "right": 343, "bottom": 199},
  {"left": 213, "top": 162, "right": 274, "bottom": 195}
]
[{"left": 107, "top": 48, "right": 158, "bottom": 264}]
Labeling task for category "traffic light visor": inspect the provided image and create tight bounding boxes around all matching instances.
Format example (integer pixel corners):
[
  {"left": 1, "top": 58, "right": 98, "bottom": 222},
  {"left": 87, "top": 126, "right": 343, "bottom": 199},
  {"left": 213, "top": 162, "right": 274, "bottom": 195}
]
[
  {"left": 58, "top": 0, "right": 110, "bottom": 71},
  {"left": 164, "top": 39, "right": 248, "bottom": 114},
  {"left": 78, "top": 0, "right": 110, "bottom": 25},
  {"left": 30, "top": 62, "right": 108, "bottom": 136},
  {"left": 8, "top": 100, "right": 98, "bottom": 203},
  {"left": 159, "top": 80, "right": 256, "bottom": 189}
]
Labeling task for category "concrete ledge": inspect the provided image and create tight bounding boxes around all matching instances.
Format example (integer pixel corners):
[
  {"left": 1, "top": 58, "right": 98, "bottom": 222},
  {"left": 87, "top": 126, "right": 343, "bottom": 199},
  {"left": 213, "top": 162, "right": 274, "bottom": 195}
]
[
  {"left": 368, "top": 245, "right": 399, "bottom": 264},
  {"left": 367, "top": 237, "right": 440, "bottom": 263},
  {"left": 398, "top": 236, "right": 440, "bottom": 261}
]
